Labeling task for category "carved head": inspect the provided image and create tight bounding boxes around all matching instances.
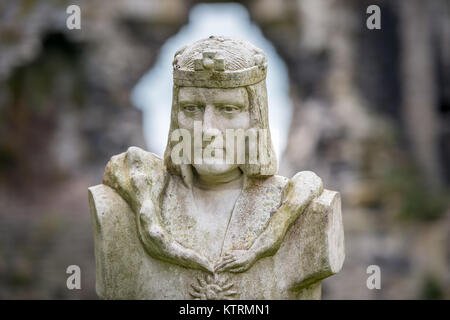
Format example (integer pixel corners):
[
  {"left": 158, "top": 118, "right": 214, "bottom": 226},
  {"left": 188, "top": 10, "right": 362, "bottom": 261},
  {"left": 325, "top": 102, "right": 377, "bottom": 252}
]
[{"left": 164, "top": 36, "right": 277, "bottom": 180}]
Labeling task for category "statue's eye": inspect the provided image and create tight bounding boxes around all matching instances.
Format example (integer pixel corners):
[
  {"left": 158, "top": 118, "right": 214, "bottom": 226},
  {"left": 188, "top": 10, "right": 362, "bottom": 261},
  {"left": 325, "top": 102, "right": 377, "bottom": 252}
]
[
  {"left": 182, "top": 105, "right": 201, "bottom": 113},
  {"left": 221, "top": 105, "right": 240, "bottom": 114}
]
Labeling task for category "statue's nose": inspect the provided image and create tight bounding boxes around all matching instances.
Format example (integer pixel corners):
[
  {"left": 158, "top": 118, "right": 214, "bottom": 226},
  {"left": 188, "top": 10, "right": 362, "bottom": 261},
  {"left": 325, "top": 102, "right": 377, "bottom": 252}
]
[{"left": 202, "top": 105, "right": 218, "bottom": 134}]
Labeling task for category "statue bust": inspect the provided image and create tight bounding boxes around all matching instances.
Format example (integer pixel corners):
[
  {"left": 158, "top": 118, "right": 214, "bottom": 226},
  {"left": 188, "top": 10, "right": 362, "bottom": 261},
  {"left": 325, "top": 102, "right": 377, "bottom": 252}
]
[{"left": 88, "top": 36, "right": 344, "bottom": 300}]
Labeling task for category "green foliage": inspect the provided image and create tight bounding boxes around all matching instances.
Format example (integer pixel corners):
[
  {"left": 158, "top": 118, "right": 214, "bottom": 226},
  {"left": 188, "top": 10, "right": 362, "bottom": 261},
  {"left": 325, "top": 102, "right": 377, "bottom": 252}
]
[
  {"left": 419, "top": 273, "right": 445, "bottom": 300},
  {"left": 382, "top": 164, "right": 448, "bottom": 222},
  {"left": 360, "top": 126, "right": 449, "bottom": 222}
]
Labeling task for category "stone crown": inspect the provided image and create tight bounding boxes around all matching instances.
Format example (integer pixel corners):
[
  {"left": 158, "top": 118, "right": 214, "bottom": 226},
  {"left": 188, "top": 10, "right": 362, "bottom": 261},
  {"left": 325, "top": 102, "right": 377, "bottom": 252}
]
[{"left": 172, "top": 36, "right": 267, "bottom": 88}]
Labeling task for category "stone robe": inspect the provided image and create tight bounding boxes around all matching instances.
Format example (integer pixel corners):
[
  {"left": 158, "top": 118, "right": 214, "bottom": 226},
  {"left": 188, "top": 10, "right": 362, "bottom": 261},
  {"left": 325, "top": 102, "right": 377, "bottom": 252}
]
[{"left": 89, "top": 147, "right": 345, "bottom": 299}]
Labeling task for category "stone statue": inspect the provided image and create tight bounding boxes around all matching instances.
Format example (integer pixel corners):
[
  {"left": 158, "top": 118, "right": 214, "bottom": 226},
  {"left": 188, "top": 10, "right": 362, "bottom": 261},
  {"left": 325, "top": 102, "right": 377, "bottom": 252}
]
[{"left": 88, "top": 36, "right": 345, "bottom": 300}]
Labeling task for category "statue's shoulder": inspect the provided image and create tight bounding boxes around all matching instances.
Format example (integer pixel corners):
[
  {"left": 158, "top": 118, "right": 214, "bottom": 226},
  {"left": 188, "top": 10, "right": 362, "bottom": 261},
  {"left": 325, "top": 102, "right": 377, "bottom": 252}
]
[
  {"left": 247, "top": 175, "right": 289, "bottom": 195},
  {"left": 286, "top": 170, "right": 324, "bottom": 203},
  {"left": 102, "top": 147, "right": 167, "bottom": 207},
  {"left": 257, "top": 171, "right": 323, "bottom": 209},
  {"left": 246, "top": 171, "right": 323, "bottom": 205},
  {"left": 259, "top": 171, "right": 323, "bottom": 194},
  {"left": 107, "top": 146, "right": 163, "bottom": 168},
  {"left": 261, "top": 174, "right": 289, "bottom": 189},
  {"left": 289, "top": 171, "right": 323, "bottom": 189},
  {"left": 103, "top": 146, "right": 165, "bottom": 183}
]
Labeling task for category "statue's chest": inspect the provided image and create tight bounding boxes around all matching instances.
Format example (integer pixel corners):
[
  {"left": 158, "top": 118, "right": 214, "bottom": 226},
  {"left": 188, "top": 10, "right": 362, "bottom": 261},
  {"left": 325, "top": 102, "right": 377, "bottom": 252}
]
[
  {"left": 160, "top": 175, "right": 287, "bottom": 262},
  {"left": 160, "top": 180, "right": 238, "bottom": 262}
]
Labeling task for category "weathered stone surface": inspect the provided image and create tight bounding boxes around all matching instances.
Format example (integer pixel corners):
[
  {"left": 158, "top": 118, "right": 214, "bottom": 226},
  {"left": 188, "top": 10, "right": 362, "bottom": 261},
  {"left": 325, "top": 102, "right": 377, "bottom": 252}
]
[
  {"left": 89, "top": 180, "right": 343, "bottom": 299},
  {"left": 89, "top": 37, "right": 344, "bottom": 299}
]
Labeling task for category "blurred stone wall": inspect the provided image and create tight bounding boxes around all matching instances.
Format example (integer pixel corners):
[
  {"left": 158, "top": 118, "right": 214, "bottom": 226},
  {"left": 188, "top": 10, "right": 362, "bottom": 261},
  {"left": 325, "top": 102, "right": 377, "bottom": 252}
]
[
  {"left": 0, "top": 0, "right": 448, "bottom": 299},
  {"left": 0, "top": 0, "right": 184, "bottom": 299}
]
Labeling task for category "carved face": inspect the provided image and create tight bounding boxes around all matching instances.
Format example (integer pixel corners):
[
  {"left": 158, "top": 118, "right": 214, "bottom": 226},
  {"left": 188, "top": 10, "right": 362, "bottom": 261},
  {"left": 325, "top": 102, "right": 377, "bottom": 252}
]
[{"left": 177, "top": 87, "right": 251, "bottom": 176}]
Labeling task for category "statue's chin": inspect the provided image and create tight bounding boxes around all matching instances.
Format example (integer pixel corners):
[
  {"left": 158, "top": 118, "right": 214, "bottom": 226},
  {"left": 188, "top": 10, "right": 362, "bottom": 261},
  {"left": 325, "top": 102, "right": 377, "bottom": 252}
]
[{"left": 193, "top": 162, "right": 239, "bottom": 176}]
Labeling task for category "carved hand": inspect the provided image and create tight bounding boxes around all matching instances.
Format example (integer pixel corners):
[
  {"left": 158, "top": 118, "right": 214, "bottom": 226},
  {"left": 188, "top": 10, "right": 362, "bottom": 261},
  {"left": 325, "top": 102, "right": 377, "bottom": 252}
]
[
  {"left": 214, "top": 250, "right": 258, "bottom": 273},
  {"left": 177, "top": 246, "right": 215, "bottom": 274}
]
